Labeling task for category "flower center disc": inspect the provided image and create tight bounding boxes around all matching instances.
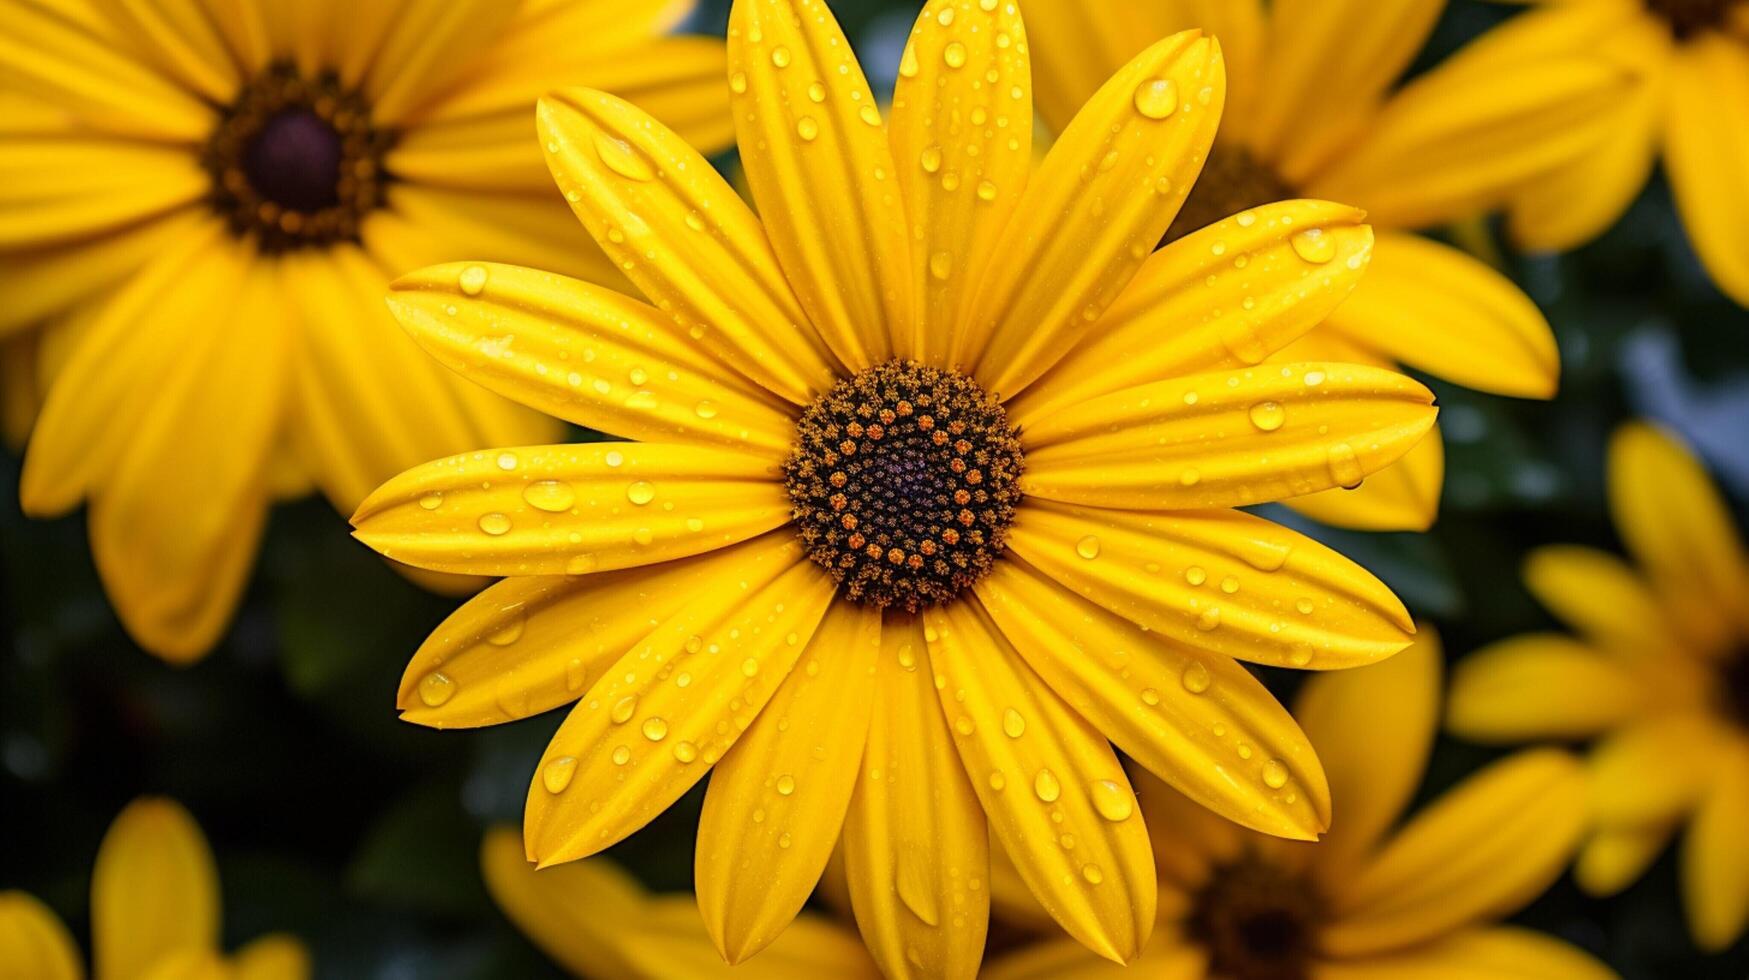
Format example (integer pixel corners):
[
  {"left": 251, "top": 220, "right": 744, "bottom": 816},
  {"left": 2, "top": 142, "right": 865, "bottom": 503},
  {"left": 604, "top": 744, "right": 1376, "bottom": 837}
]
[
  {"left": 785, "top": 361, "right": 1024, "bottom": 612},
  {"left": 1187, "top": 857, "right": 1323, "bottom": 980},
  {"left": 1646, "top": 0, "right": 1732, "bottom": 36},
  {"left": 202, "top": 63, "right": 393, "bottom": 250}
]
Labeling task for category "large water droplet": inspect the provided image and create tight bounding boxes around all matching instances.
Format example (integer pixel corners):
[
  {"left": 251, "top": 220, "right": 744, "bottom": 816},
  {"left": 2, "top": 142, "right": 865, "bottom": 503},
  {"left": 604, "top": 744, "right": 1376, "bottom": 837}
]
[
  {"left": 1290, "top": 228, "right": 1336, "bottom": 264},
  {"left": 478, "top": 513, "right": 511, "bottom": 536},
  {"left": 1090, "top": 780, "right": 1134, "bottom": 822},
  {"left": 610, "top": 695, "right": 638, "bottom": 724},
  {"left": 1002, "top": 708, "right": 1026, "bottom": 738},
  {"left": 673, "top": 740, "right": 699, "bottom": 763},
  {"left": 418, "top": 671, "right": 455, "bottom": 707},
  {"left": 1075, "top": 535, "right": 1101, "bottom": 560},
  {"left": 641, "top": 717, "right": 669, "bottom": 741},
  {"left": 1133, "top": 78, "right": 1178, "bottom": 119},
  {"left": 1248, "top": 400, "right": 1286, "bottom": 432},
  {"left": 1327, "top": 442, "right": 1364, "bottom": 489},
  {"left": 593, "top": 133, "right": 654, "bottom": 182},
  {"left": 1181, "top": 661, "right": 1211, "bottom": 694},
  {"left": 1262, "top": 758, "right": 1289, "bottom": 789},
  {"left": 523, "top": 480, "right": 576, "bottom": 512},
  {"left": 458, "top": 265, "right": 488, "bottom": 296},
  {"left": 943, "top": 42, "right": 968, "bottom": 69},
  {"left": 1034, "top": 768, "right": 1061, "bottom": 803},
  {"left": 776, "top": 774, "right": 797, "bottom": 795},
  {"left": 626, "top": 481, "right": 656, "bottom": 505},
  {"left": 542, "top": 756, "right": 577, "bottom": 793}
]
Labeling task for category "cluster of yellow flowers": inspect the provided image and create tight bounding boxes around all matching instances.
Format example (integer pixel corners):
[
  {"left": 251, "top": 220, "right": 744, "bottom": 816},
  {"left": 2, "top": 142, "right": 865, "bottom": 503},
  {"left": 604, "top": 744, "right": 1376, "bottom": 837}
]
[{"left": 2, "top": 0, "right": 1747, "bottom": 977}]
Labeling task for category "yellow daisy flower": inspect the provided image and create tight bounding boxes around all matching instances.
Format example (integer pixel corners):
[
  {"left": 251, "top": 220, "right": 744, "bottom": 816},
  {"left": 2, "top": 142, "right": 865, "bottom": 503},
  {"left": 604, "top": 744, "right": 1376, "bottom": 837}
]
[
  {"left": 0, "top": 0, "right": 733, "bottom": 662},
  {"left": 985, "top": 632, "right": 1615, "bottom": 980},
  {"left": 480, "top": 827, "right": 878, "bottom": 978},
  {"left": 0, "top": 797, "right": 308, "bottom": 980},
  {"left": 1022, "top": 0, "right": 1627, "bottom": 531},
  {"left": 354, "top": 0, "right": 1440, "bottom": 973},
  {"left": 1448, "top": 422, "right": 1749, "bottom": 951},
  {"left": 1468, "top": 0, "right": 1749, "bottom": 306}
]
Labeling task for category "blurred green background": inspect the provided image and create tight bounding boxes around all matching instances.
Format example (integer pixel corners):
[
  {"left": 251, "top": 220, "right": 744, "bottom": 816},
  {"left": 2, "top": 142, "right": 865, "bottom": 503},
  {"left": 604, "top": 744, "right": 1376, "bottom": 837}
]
[{"left": 5, "top": 1, "right": 1749, "bottom": 977}]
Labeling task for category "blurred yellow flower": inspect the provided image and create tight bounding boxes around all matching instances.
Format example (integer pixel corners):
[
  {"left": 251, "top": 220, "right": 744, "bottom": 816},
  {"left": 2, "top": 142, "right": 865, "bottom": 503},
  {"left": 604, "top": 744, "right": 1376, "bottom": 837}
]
[
  {"left": 986, "top": 633, "right": 1615, "bottom": 980},
  {"left": 352, "top": 0, "right": 1443, "bottom": 974},
  {"left": 480, "top": 827, "right": 877, "bottom": 978},
  {"left": 1471, "top": 0, "right": 1749, "bottom": 306},
  {"left": 0, "top": 0, "right": 733, "bottom": 662},
  {"left": 1022, "top": 0, "right": 1627, "bottom": 531},
  {"left": 1449, "top": 422, "right": 1749, "bottom": 951},
  {"left": 0, "top": 797, "right": 308, "bottom": 980}
]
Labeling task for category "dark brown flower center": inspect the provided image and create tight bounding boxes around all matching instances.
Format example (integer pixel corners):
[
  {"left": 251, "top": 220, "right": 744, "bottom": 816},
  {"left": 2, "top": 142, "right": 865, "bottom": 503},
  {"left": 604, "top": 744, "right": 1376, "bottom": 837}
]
[
  {"left": 785, "top": 361, "right": 1024, "bottom": 611},
  {"left": 202, "top": 63, "right": 393, "bottom": 251},
  {"left": 1163, "top": 146, "right": 1296, "bottom": 247},
  {"left": 1187, "top": 856, "right": 1324, "bottom": 980},
  {"left": 1646, "top": 0, "right": 1733, "bottom": 36}
]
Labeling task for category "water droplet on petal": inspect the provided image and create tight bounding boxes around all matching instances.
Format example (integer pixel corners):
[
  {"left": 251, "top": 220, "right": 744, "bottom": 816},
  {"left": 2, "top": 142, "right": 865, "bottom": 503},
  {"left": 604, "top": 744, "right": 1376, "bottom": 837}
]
[
  {"left": 486, "top": 616, "right": 525, "bottom": 647},
  {"left": 1034, "top": 768, "right": 1061, "bottom": 803},
  {"left": 641, "top": 717, "right": 669, "bottom": 741},
  {"left": 943, "top": 42, "right": 967, "bottom": 68},
  {"left": 930, "top": 251, "right": 953, "bottom": 280},
  {"left": 418, "top": 492, "right": 443, "bottom": 510},
  {"left": 776, "top": 774, "right": 797, "bottom": 795},
  {"left": 478, "top": 513, "right": 511, "bottom": 535},
  {"left": 1262, "top": 759, "right": 1289, "bottom": 789},
  {"left": 542, "top": 756, "right": 577, "bottom": 793},
  {"left": 593, "top": 133, "right": 654, "bottom": 181},
  {"left": 771, "top": 46, "right": 792, "bottom": 68},
  {"left": 1248, "top": 400, "right": 1286, "bottom": 432},
  {"left": 418, "top": 671, "right": 455, "bottom": 707},
  {"left": 673, "top": 741, "right": 698, "bottom": 763},
  {"left": 611, "top": 745, "right": 631, "bottom": 766},
  {"left": 496, "top": 451, "right": 519, "bottom": 470},
  {"left": 1181, "top": 661, "right": 1211, "bottom": 694},
  {"left": 796, "top": 116, "right": 820, "bottom": 141},
  {"left": 1291, "top": 228, "right": 1336, "bottom": 263},
  {"left": 627, "top": 481, "right": 656, "bottom": 505},
  {"left": 1133, "top": 78, "right": 1178, "bottom": 119},
  {"left": 524, "top": 480, "right": 576, "bottom": 512},
  {"left": 1002, "top": 708, "right": 1026, "bottom": 738},
  {"left": 458, "top": 265, "right": 488, "bottom": 296},
  {"left": 610, "top": 695, "right": 638, "bottom": 724},
  {"left": 1091, "top": 780, "right": 1135, "bottom": 822},
  {"left": 1327, "top": 442, "right": 1364, "bottom": 489},
  {"left": 1081, "top": 863, "right": 1104, "bottom": 884},
  {"left": 1075, "top": 535, "right": 1101, "bottom": 560}
]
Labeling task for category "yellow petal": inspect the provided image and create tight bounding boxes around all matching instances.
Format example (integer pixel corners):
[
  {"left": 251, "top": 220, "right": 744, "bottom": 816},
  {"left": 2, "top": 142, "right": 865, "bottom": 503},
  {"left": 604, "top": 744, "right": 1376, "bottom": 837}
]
[
  {"left": 1131, "top": 766, "right": 1246, "bottom": 890},
  {"left": 630, "top": 898, "right": 879, "bottom": 980},
  {"left": 524, "top": 554, "right": 836, "bottom": 863},
  {"left": 1665, "top": 33, "right": 1749, "bottom": 306},
  {"left": 842, "top": 615, "right": 988, "bottom": 980},
  {"left": 1446, "top": 635, "right": 1645, "bottom": 743},
  {"left": 1300, "top": 629, "right": 1440, "bottom": 884},
  {"left": 138, "top": 950, "right": 226, "bottom": 980},
  {"left": 1305, "top": 55, "right": 1631, "bottom": 229},
  {"left": 19, "top": 220, "right": 231, "bottom": 517},
  {"left": 1313, "top": 925, "right": 1618, "bottom": 980},
  {"left": 230, "top": 935, "right": 309, "bottom": 980},
  {"left": 1682, "top": 739, "right": 1749, "bottom": 951},
  {"left": 1286, "top": 423, "right": 1444, "bottom": 532},
  {"left": 1319, "top": 233, "right": 1559, "bottom": 399},
  {"left": 1609, "top": 423, "right": 1749, "bottom": 652},
  {"left": 351, "top": 442, "right": 790, "bottom": 577},
  {"left": 386, "top": 261, "right": 797, "bottom": 456},
  {"left": 88, "top": 0, "right": 240, "bottom": 102},
  {"left": 363, "top": 183, "right": 613, "bottom": 287},
  {"left": 888, "top": 0, "right": 1031, "bottom": 363},
  {"left": 697, "top": 602, "right": 880, "bottom": 963},
  {"left": 1251, "top": 0, "right": 1444, "bottom": 168},
  {"left": 0, "top": 137, "right": 204, "bottom": 249},
  {"left": 962, "top": 30, "right": 1224, "bottom": 394},
  {"left": 727, "top": 0, "right": 910, "bottom": 370},
  {"left": 924, "top": 600, "right": 1155, "bottom": 963},
  {"left": 1322, "top": 750, "right": 1587, "bottom": 956},
  {"left": 983, "top": 934, "right": 1209, "bottom": 980},
  {"left": 0, "top": 892, "right": 81, "bottom": 980},
  {"left": 976, "top": 560, "right": 1329, "bottom": 840},
  {"left": 0, "top": 0, "right": 211, "bottom": 139},
  {"left": 349, "top": 0, "right": 518, "bottom": 124},
  {"left": 0, "top": 208, "right": 205, "bottom": 336},
  {"left": 1588, "top": 714, "right": 1720, "bottom": 826},
  {"left": 396, "top": 535, "right": 786, "bottom": 728},
  {"left": 1023, "top": 0, "right": 1262, "bottom": 143},
  {"left": 480, "top": 828, "right": 658, "bottom": 980},
  {"left": 1522, "top": 545, "right": 1675, "bottom": 658},
  {"left": 1009, "top": 501, "right": 1413, "bottom": 670},
  {"left": 87, "top": 247, "right": 286, "bottom": 662},
  {"left": 1576, "top": 822, "right": 1673, "bottom": 897},
  {"left": 93, "top": 798, "right": 219, "bottom": 980},
  {"left": 537, "top": 87, "right": 839, "bottom": 403},
  {"left": 1010, "top": 201, "right": 1373, "bottom": 426},
  {"left": 1021, "top": 362, "right": 1438, "bottom": 512}
]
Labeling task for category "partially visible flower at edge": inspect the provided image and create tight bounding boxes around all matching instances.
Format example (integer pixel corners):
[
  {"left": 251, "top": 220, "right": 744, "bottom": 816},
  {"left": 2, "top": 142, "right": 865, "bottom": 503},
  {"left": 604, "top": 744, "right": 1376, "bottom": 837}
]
[
  {"left": 480, "top": 827, "right": 878, "bottom": 979},
  {"left": 1448, "top": 422, "right": 1749, "bottom": 951},
  {"left": 1023, "top": 0, "right": 1629, "bottom": 531},
  {"left": 986, "top": 631, "right": 1614, "bottom": 980},
  {"left": 350, "top": 0, "right": 1443, "bottom": 975},
  {"left": 0, "top": 797, "right": 309, "bottom": 980},
  {"left": 0, "top": 0, "right": 734, "bottom": 661},
  {"left": 1477, "top": 0, "right": 1749, "bottom": 307}
]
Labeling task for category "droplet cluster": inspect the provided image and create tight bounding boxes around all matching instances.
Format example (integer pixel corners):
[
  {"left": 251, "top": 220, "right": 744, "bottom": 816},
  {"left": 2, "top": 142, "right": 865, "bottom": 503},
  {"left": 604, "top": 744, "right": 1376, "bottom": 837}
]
[
  {"left": 1161, "top": 146, "right": 1294, "bottom": 246},
  {"left": 1186, "top": 856, "right": 1323, "bottom": 980},
  {"left": 202, "top": 62, "right": 393, "bottom": 251},
  {"left": 785, "top": 361, "right": 1024, "bottom": 611}
]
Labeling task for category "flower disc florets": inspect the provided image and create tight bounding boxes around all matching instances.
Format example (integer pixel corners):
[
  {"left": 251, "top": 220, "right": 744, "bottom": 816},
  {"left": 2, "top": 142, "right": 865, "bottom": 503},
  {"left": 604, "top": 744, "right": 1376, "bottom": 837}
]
[
  {"left": 202, "top": 62, "right": 393, "bottom": 251},
  {"left": 785, "top": 361, "right": 1024, "bottom": 612},
  {"left": 1187, "top": 857, "right": 1324, "bottom": 980}
]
